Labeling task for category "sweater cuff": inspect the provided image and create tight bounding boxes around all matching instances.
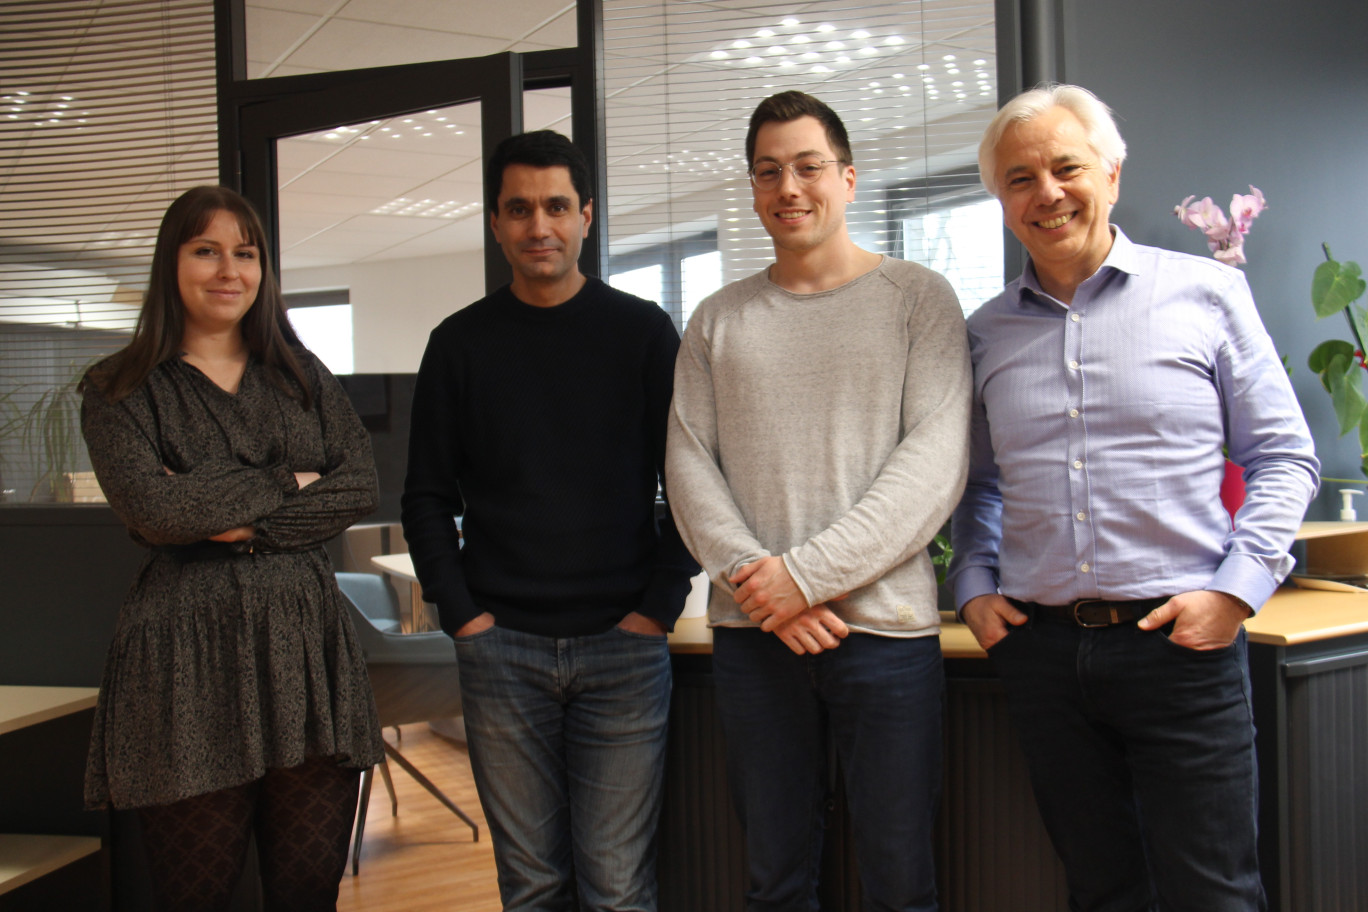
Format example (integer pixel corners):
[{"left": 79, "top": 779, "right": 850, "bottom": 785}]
[{"left": 636, "top": 569, "right": 694, "bottom": 633}]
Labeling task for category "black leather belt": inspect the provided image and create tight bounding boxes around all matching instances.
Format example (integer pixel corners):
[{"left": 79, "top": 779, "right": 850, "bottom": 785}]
[
  {"left": 1007, "top": 596, "right": 1170, "bottom": 628},
  {"left": 153, "top": 540, "right": 267, "bottom": 562}
]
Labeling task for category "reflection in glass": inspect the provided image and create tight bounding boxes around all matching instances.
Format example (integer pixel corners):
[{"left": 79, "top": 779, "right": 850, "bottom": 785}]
[
  {"left": 288, "top": 304, "right": 354, "bottom": 375},
  {"left": 608, "top": 264, "right": 663, "bottom": 306},
  {"left": 681, "top": 250, "right": 722, "bottom": 326}
]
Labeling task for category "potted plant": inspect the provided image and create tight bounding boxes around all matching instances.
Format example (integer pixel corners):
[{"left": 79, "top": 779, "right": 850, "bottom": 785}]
[
  {"left": 1306, "top": 246, "right": 1368, "bottom": 477},
  {"left": 15, "top": 361, "right": 90, "bottom": 502}
]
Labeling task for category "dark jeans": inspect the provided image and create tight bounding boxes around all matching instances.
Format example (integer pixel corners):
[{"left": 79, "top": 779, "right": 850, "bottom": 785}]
[
  {"left": 713, "top": 627, "right": 943, "bottom": 912},
  {"left": 988, "top": 609, "right": 1266, "bottom": 912},
  {"left": 455, "top": 623, "right": 672, "bottom": 912}
]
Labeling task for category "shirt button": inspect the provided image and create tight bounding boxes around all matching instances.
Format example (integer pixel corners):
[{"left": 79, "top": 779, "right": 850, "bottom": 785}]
[
  {"left": 1076, "top": 512, "right": 1087, "bottom": 521},
  {"left": 1080, "top": 563, "right": 1091, "bottom": 573},
  {"left": 1070, "top": 313, "right": 1081, "bottom": 323},
  {"left": 1069, "top": 408, "right": 1079, "bottom": 418},
  {"left": 1069, "top": 360, "right": 1080, "bottom": 370},
  {"left": 1073, "top": 459, "right": 1084, "bottom": 469}
]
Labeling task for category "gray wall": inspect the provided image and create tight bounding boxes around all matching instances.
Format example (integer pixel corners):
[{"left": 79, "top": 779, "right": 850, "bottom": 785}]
[{"left": 1058, "top": 0, "right": 1368, "bottom": 517}]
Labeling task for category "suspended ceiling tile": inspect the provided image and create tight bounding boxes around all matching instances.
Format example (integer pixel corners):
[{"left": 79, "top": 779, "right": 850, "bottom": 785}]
[
  {"left": 284, "top": 19, "right": 506, "bottom": 71},
  {"left": 244, "top": 7, "right": 323, "bottom": 71},
  {"left": 336, "top": 0, "right": 574, "bottom": 42}
]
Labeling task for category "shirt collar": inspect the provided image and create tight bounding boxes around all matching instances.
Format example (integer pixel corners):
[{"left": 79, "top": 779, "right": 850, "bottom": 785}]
[{"left": 1013, "top": 225, "right": 1140, "bottom": 308}]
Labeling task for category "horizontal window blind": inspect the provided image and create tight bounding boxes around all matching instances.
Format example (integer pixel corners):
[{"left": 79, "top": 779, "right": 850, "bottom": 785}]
[
  {"left": 601, "top": 0, "right": 1000, "bottom": 327},
  {"left": 0, "top": 0, "right": 218, "bottom": 502}
]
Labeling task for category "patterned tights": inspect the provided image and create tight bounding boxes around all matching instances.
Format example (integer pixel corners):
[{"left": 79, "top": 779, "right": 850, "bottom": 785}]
[{"left": 137, "top": 757, "right": 362, "bottom": 912}]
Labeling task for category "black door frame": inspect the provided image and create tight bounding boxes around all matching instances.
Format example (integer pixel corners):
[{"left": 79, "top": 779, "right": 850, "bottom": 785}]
[{"left": 212, "top": 0, "right": 606, "bottom": 296}]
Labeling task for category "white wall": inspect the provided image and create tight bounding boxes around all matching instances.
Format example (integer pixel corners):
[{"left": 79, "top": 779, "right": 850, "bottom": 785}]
[{"left": 282, "top": 248, "right": 485, "bottom": 373}]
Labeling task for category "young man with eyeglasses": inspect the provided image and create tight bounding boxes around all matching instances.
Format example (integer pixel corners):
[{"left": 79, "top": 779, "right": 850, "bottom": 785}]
[{"left": 666, "top": 91, "right": 971, "bottom": 911}]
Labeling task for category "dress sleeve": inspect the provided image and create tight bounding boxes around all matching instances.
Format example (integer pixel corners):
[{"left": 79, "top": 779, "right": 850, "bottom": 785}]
[
  {"left": 251, "top": 354, "right": 380, "bottom": 551},
  {"left": 81, "top": 377, "right": 296, "bottom": 545}
]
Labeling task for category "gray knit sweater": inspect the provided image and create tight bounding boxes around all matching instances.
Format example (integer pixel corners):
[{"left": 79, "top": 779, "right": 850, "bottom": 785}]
[{"left": 666, "top": 256, "right": 972, "bottom": 636}]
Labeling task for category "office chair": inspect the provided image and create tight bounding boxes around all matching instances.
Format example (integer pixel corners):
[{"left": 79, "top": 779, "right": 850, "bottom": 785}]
[{"left": 336, "top": 571, "right": 480, "bottom": 875}]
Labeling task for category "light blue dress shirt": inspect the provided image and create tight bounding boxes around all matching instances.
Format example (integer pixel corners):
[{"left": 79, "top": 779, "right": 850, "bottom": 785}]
[{"left": 949, "top": 227, "right": 1319, "bottom": 613}]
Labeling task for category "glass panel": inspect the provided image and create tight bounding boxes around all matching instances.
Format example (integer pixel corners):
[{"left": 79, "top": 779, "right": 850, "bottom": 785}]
[
  {"left": 681, "top": 250, "right": 722, "bottom": 325},
  {"left": 608, "top": 264, "right": 663, "bottom": 303},
  {"left": 276, "top": 100, "right": 485, "bottom": 374},
  {"left": 244, "top": 0, "right": 578, "bottom": 79},
  {"left": 288, "top": 304, "right": 354, "bottom": 374},
  {"left": 902, "top": 197, "right": 1004, "bottom": 313},
  {"left": 274, "top": 88, "right": 572, "bottom": 374},
  {"left": 602, "top": 0, "right": 998, "bottom": 304},
  {"left": 0, "top": 0, "right": 217, "bottom": 504}
]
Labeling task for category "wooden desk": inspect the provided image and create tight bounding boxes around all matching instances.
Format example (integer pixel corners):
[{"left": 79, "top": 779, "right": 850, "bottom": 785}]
[
  {"left": 0, "top": 686, "right": 103, "bottom": 901},
  {"left": 0, "top": 686, "right": 97, "bottom": 737},
  {"left": 369, "top": 552, "right": 438, "bottom": 632},
  {"left": 661, "top": 580, "right": 1368, "bottom": 912}
]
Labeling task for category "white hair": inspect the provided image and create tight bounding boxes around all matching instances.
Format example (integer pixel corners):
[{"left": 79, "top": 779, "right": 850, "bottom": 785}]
[{"left": 978, "top": 84, "right": 1127, "bottom": 196}]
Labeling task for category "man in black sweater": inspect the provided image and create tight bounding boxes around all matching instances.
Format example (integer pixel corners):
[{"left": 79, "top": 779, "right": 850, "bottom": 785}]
[{"left": 401, "top": 130, "right": 697, "bottom": 912}]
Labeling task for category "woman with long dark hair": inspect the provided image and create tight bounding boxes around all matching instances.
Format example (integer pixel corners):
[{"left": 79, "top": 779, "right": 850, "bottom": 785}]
[{"left": 81, "top": 185, "right": 383, "bottom": 910}]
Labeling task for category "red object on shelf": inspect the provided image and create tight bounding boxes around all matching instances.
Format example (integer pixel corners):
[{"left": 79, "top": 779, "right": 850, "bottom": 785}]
[{"left": 1220, "top": 460, "right": 1246, "bottom": 527}]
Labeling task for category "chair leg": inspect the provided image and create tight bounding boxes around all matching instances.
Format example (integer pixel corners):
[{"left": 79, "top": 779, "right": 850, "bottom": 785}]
[
  {"left": 351, "top": 765, "right": 374, "bottom": 876},
  {"left": 381, "top": 740, "right": 480, "bottom": 841},
  {"left": 378, "top": 755, "right": 398, "bottom": 816}
]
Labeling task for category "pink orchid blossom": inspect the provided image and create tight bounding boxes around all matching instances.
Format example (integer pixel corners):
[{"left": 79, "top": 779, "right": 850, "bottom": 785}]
[
  {"left": 1229, "top": 186, "right": 1266, "bottom": 236},
  {"left": 1174, "top": 185, "right": 1267, "bottom": 267}
]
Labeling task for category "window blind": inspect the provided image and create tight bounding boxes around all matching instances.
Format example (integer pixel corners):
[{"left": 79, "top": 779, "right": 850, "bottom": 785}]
[
  {"left": 0, "top": 0, "right": 218, "bottom": 502},
  {"left": 601, "top": 0, "right": 1000, "bottom": 326}
]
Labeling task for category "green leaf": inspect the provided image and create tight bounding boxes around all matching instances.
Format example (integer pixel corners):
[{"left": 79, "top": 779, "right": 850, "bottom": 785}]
[
  {"left": 1309, "top": 339, "right": 1354, "bottom": 374},
  {"left": 1326, "top": 352, "right": 1367, "bottom": 435},
  {"left": 1358, "top": 416, "right": 1368, "bottom": 461},
  {"left": 1313, "top": 258, "right": 1367, "bottom": 318}
]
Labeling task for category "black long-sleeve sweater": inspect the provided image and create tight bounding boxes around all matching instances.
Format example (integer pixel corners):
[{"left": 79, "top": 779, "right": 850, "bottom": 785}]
[{"left": 401, "top": 278, "right": 699, "bottom": 638}]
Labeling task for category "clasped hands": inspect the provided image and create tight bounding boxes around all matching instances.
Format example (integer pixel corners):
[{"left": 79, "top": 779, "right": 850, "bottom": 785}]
[{"left": 731, "top": 555, "right": 848, "bottom": 655}]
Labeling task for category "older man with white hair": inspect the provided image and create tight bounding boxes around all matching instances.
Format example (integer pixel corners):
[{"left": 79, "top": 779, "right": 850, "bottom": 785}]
[{"left": 948, "top": 84, "right": 1318, "bottom": 911}]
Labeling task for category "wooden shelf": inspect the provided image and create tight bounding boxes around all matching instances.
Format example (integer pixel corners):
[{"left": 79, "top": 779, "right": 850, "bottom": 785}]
[
  {"left": 0, "top": 834, "right": 100, "bottom": 896},
  {"left": 0, "top": 686, "right": 98, "bottom": 737}
]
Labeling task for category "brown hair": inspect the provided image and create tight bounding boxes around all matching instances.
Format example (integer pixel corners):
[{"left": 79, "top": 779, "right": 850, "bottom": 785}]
[
  {"left": 745, "top": 91, "right": 853, "bottom": 169},
  {"left": 88, "top": 186, "right": 313, "bottom": 408}
]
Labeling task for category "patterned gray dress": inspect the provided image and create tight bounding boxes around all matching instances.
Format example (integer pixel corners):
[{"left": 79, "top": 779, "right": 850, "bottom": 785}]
[{"left": 81, "top": 350, "right": 384, "bottom": 809}]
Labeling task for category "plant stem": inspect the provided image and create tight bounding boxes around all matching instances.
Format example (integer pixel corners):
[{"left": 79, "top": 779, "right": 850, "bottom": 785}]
[{"left": 1324, "top": 243, "right": 1368, "bottom": 355}]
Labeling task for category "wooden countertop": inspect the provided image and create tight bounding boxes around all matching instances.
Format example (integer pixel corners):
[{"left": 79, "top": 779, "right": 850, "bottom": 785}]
[
  {"left": 669, "top": 614, "right": 986, "bottom": 658},
  {"left": 0, "top": 834, "right": 101, "bottom": 897},
  {"left": 668, "top": 586, "right": 1368, "bottom": 655},
  {"left": 0, "top": 686, "right": 99, "bottom": 737},
  {"left": 1245, "top": 585, "right": 1368, "bottom": 646}
]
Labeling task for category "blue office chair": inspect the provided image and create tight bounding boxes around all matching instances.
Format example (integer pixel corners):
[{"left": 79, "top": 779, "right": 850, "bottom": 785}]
[{"left": 336, "top": 571, "right": 479, "bottom": 875}]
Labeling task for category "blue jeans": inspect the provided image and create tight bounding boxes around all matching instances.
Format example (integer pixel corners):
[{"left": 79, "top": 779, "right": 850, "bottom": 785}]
[
  {"left": 988, "top": 609, "right": 1266, "bottom": 912},
  {"left": 713, "top": 627, "right": 943, "bottom": 912},
  {"left": 455, "top": 623, "right": 672, "bottom": 912}
]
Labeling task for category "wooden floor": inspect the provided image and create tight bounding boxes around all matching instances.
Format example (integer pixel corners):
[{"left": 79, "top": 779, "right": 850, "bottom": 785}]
[{"left": 339, "top": 725, "right": 501, "bottom": 912}]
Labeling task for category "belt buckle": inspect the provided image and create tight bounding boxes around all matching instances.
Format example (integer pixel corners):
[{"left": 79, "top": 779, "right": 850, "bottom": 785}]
[{"left": 1071, "top": 599, "right": 1118, "bottom": 628}]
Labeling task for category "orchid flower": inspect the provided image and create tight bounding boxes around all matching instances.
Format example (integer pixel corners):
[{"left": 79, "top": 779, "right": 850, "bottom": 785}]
[
  {"left": 1174, "top": 185, "right": 1267, "bottom": 267},
  {"left": 1229, "top": 186, "right": 1267, "bottom": 236}
]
